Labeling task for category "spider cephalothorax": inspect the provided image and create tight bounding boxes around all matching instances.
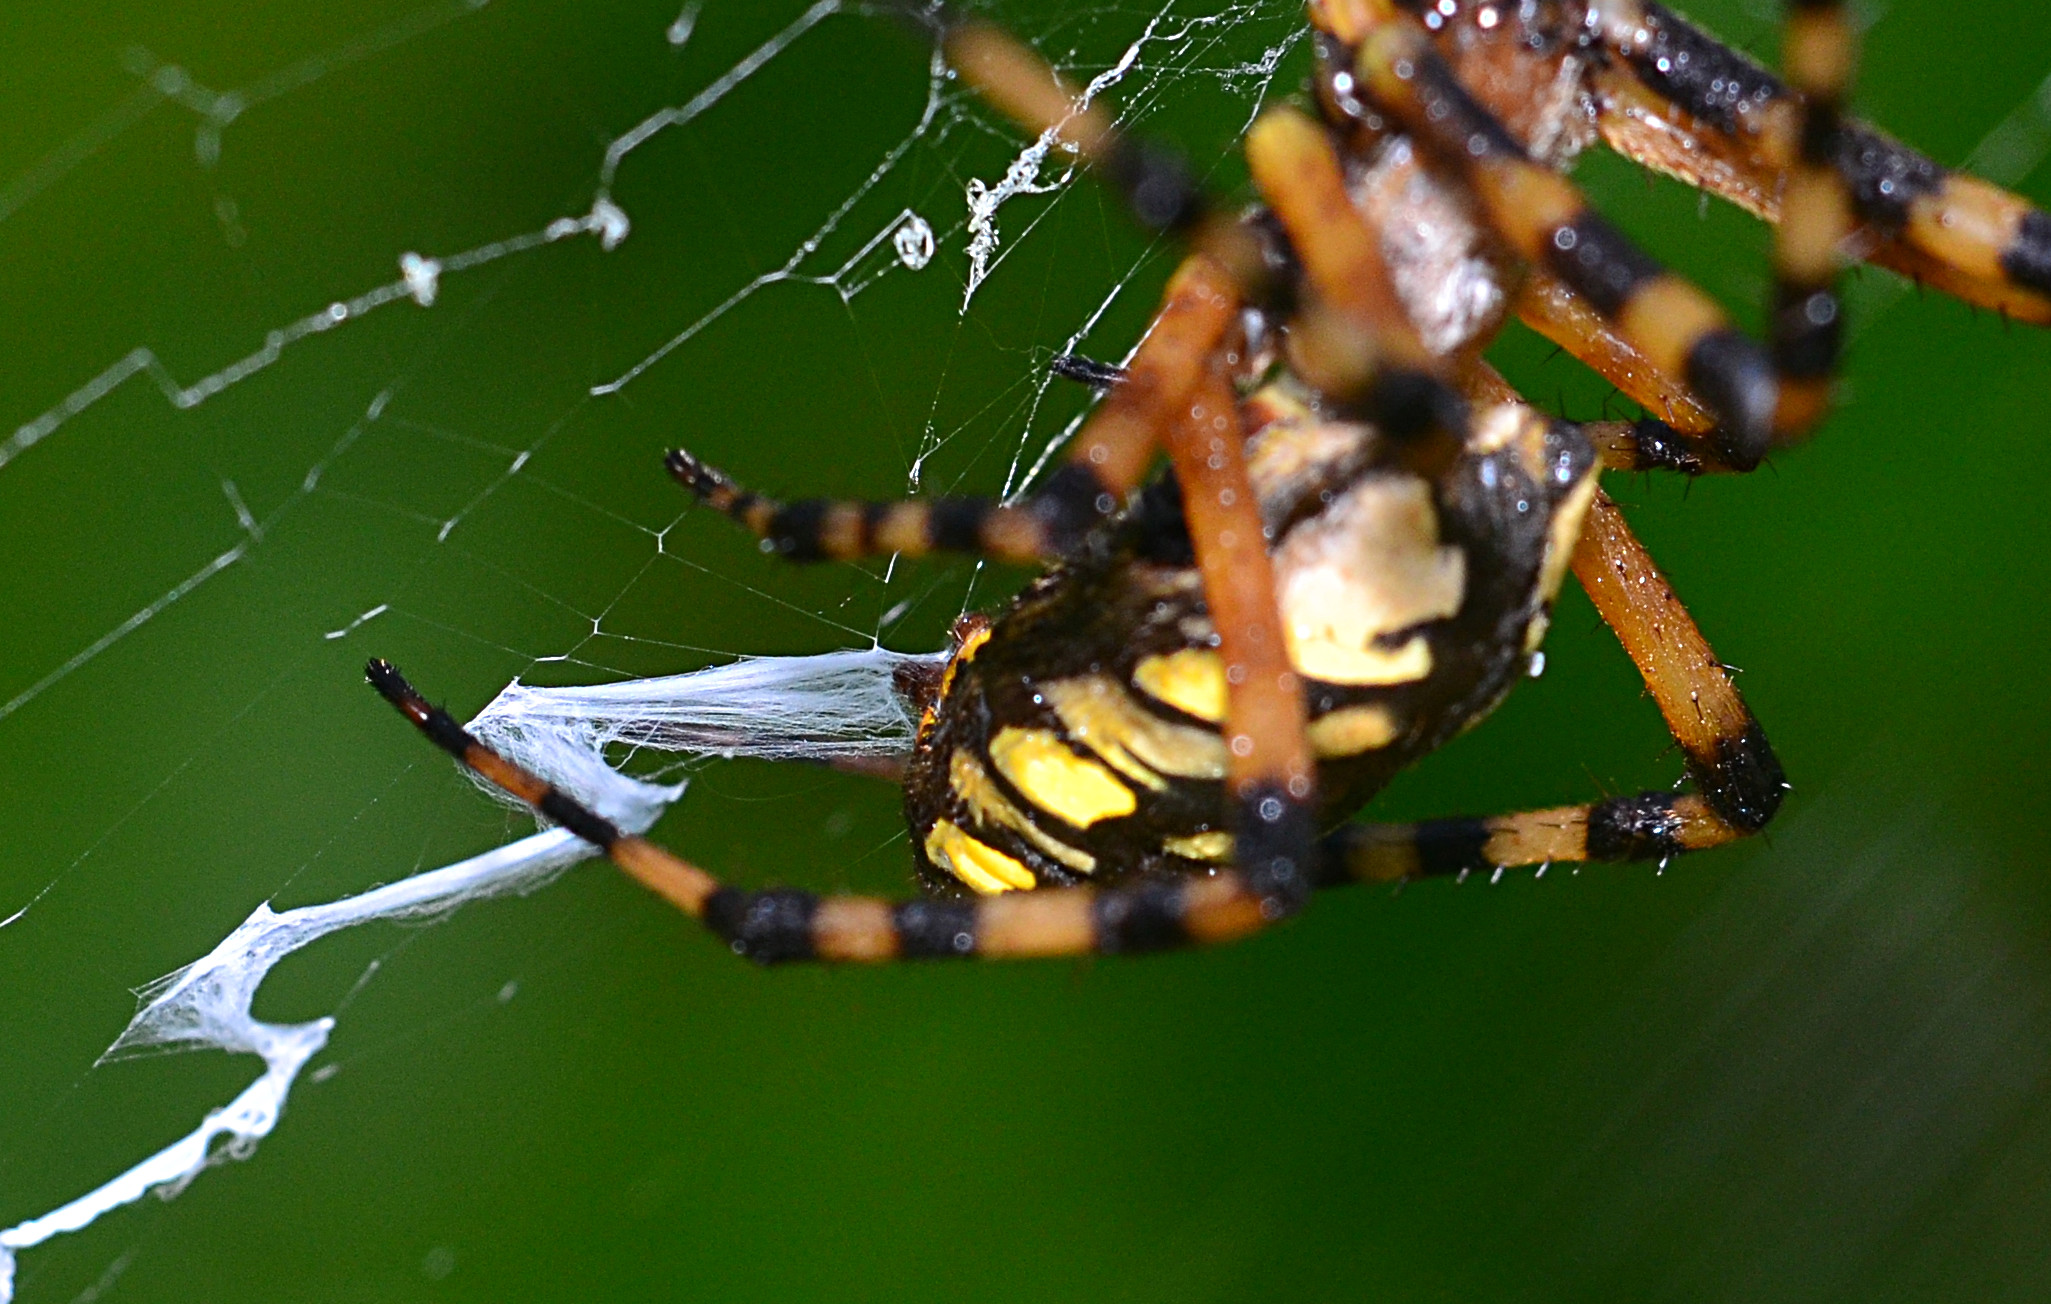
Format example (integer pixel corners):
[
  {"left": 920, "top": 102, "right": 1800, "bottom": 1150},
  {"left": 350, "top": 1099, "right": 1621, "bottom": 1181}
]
[{"left": 371, "top": 0, "right": 2049, "bottom": 964}]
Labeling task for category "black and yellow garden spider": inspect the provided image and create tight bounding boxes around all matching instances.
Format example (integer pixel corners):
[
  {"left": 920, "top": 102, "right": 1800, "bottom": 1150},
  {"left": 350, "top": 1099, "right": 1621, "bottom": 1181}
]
[{"left": 370, "top": 0, "right": 2051, "bottom": 964}]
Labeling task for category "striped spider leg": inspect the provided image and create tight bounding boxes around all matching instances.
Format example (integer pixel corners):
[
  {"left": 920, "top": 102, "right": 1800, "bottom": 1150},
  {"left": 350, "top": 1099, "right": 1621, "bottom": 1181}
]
[
  {"left": 1318, "top": 0, "right": 2048, "bottom": 476},
  {"left": 1320, "top": 2, "right": 1852, "bottom": 472},
  {"left": 1585, "top": 0, "right": 2051, "bottom": 325}
]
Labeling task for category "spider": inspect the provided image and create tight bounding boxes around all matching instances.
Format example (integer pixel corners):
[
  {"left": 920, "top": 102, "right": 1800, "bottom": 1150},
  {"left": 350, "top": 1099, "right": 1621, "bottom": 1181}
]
[{"left": 370, "top": 0, "right": 2050, "bottom": 964}]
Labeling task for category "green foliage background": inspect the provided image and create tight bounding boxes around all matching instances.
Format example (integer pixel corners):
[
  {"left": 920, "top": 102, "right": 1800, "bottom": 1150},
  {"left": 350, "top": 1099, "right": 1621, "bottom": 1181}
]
[{"left": 2, "top": 1, "right": 2049, "bottom": 1299}]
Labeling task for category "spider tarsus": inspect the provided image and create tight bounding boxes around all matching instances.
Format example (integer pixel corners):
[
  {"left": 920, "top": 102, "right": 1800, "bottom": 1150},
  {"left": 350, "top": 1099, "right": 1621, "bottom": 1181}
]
[
  {"left": 1628, "top": 417, "right": 1706, "bottom": 477},
  {"left": 665, "top": 448, "right": 737, "bottom": 504},
  {"left": 364, "top": 658, "right": 422, "bottom": 714},
  {"left": 364, "top": 659, "right": 477, "bottom": 763},
  {"left": 1049, "top": 353, "right": 1127, "bottom": 390}
]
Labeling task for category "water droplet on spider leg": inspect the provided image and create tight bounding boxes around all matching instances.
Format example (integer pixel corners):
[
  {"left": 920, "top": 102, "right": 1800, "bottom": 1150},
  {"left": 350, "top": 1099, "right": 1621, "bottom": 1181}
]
[
  {"left": 893, "top": 213, "right": 935, "bottom": 270},
  {"left": 1528, "top": 650, "right": 1546, "bottom": 678}
]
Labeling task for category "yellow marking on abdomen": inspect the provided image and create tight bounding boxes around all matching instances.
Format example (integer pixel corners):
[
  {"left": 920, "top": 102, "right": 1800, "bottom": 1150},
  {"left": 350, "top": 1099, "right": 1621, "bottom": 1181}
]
[
  {"left": 1132, "top": 649, "right": 1227, "bottom": 723},
  {"left": 989, "top": 726, "right": 1138, "bottom": 828},
  {"left": 921, "top": 620, "right": 995, "bottom": 740},
  {"left": 923, "top": 819, "right": 1037, "bottom": 894},
  {"left": 1536, "top": 476, "right": 1598, "bottom": 607},
  {"left": 1163, "top": 831, "right": 1234, "bottom": 862},
  {"left": 1041, "top": 676, "right": 1227, "bottom": 786},
  {"left": 1289, "top": 634, "right": 1433, "bottom": 687},
  {"left": 949, "top": 749, "right": 1097, "bottom": 875},
  {"left": 1273, "top": 476, "right": 1462, "bottom": 688},
  {"left": 1307, "top": 703, "right": 1400, "bottom": 756}
]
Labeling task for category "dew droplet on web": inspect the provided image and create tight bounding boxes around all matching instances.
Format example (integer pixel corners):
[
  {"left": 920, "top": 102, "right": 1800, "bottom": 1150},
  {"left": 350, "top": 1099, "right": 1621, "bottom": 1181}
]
[
  {"left": 893, "top": 213, "right": 935, "bottom": 270},
  {"left": 400, "top": 252, "right": 442, "bottom": 307}
]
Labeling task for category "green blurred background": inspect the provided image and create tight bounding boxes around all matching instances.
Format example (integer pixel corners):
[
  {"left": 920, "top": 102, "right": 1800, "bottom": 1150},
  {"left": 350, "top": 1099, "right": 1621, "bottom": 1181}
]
[{"left": 2, "top": 0, "right": 2049, "bottom": 1299}]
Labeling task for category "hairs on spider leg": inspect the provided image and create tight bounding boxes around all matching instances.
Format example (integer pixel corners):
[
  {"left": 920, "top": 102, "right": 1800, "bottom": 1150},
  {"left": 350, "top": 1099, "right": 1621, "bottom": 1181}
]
[{"left": 1049, "top": 354, "right": 1127, "bottom": 390}]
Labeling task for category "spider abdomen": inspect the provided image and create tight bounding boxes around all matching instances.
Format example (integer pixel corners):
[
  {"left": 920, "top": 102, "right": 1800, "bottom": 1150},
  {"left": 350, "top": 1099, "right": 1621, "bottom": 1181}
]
[{"left": 904, "top": 402, "right": 1599, "bottom": 896}]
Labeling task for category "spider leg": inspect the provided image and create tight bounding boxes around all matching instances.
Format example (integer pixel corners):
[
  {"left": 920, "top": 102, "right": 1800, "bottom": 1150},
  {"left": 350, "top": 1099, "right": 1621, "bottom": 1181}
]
[
  {"left": 1192, "top": 100, "right": 1576, "bottom": 893},
  {"left": 1523, "top": 0, "right": 1861, "bottom": 445},
  {"left": 367, "top": 659, "right": 1303, "bottom": 961},
  {"left": 1321, "top": 792, "right": 1745, "bottom": 884},
  {"left": 1354, "top": 19, "right": 1786, "bottom": 474},
  {"left": 439, "top": 16, "right": 1323, "bottom": 939},
  {"left": 1160, "top": 336, "right": 1319, "bottom": 912},
  {"left": 1506, "top": 0, "right": 1867, "bottom": 471},
  {"left": 676, "top": 18, "right": 1323, "bottom": 892},
  {"left": 1241, "top": 105, "right": 1472, "bottom": 475},
  {"left": 1509, "top": 274, "right": 1728, "bottom": 472},
  {"left": 1572, "top": 485, "right": 1785, "bottom": 833},
  {"left": 1588, "top": 0, "right": 2051, "bottom": 326},
  {"left": 1455, "top": 369, "right": 1784, "bottom": 836},
  {"left": 1765, "top": 0, "right": 1859, "bottom": 437},
  {"left": 1462, "top": 359, "right": 1706, "bottom": 477},
  {"left": 666, "top": 253, "right": 1239, "bottom": 565}
]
